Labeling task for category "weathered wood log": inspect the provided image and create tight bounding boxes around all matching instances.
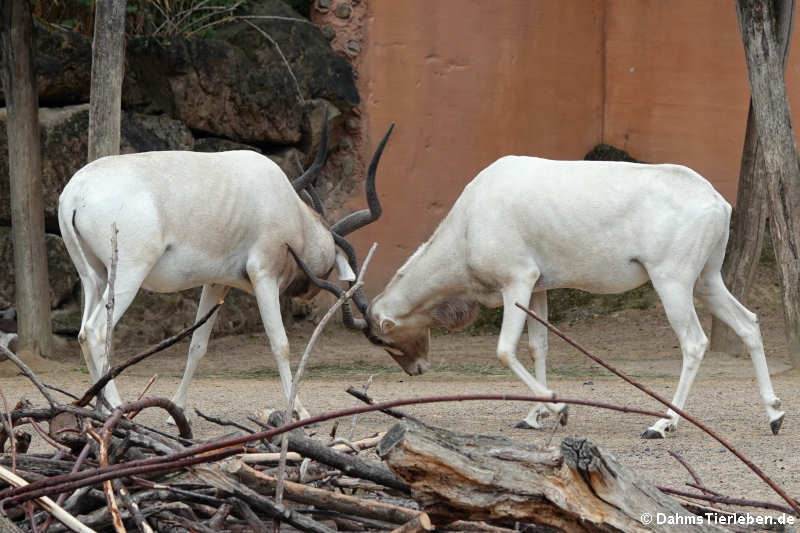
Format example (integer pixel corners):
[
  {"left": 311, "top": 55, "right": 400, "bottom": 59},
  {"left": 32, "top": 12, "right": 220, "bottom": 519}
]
[
  {"left": 389, "top": 512, "right": 432, "bottom": 533},
  {"left": 193, "top": 463, "right": 337, "bottom": 533},
  {"left": 229, "top": 460, "right": 421, "bottom": 525},
  {"left": 241, "top": 434, "right": 384, "bottom": 464},
  {"left": 266, "top": 412, "right": 410, "bottom": 494},
  {"left": 377, "top": 420, "right": 727, "bottom": 532},
  {"left": 0, "top": 454, "right": 76, "bottom": 477}
]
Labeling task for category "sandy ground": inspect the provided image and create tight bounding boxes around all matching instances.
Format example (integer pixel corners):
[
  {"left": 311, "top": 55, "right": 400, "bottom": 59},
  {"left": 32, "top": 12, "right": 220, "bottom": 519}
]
[{"left": 0, "top": 266, "right": 798, "bottom": 516}]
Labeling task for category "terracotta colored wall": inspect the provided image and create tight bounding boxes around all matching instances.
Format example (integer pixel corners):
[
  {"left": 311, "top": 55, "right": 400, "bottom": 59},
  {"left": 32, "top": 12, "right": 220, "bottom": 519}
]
[
  {"left": 348, "top": 1, "right": 605, "bottom": 292},
  {"left": 347, "top": 0, "right": 800, "bottom": 293}
]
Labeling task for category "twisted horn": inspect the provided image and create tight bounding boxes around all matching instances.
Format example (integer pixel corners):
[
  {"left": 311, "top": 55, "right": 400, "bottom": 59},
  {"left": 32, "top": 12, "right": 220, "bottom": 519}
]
[
  {"left": 330, "top": 123, "right": 395, "bottom": 236},
  {"left": 305, "top": 183, "right": 326, "bottom": 219},
  {"left": 287, "top": 245, "right": 366, "bottom": 331},
  {"left": 292, "top": 107, "right": 329, "bottom": 192}
]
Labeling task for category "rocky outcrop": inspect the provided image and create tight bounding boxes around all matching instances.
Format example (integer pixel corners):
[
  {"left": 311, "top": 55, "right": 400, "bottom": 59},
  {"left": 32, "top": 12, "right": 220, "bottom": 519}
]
[
  {"left": 0, "top": 227, "right": 77, "bottom": 310},
  {"left": 0, "top": 22, "right": 92, "bottom": 107}
]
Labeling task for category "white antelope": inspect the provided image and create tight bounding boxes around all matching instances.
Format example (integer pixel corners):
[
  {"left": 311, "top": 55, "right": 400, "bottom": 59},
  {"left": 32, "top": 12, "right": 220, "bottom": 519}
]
[
  {"left": 58, "top": 119, "right": 394, "bottom": 418},
  {"left": 341, "top": 156, "right": 784, "bottom": 438}
]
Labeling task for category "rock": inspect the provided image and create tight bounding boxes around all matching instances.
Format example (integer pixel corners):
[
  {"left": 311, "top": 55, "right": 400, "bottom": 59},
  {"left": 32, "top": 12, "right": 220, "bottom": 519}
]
[
  {"left": 121, "top": 113, "right": 195, "bottom": 153},
  {"left": 0, "top": 22, "right": 91, "bottom": 107},
  {"left": 124, "top": 36, "right": 304, "bottom": 146},
  {"left": 51, "top": 307, "right": 81, "bottom": 335},
  {"left": 194, "top": 138, "right": 263, "bottom": 154},
  {"left": 0, "top": 104, "right": 195, "bottom": 225},
  {"left": 340, "top": 155, "right": 355, "bottom": 177},
  {"left": 123, "top": 1, "right": 358, "bottom": 144},
  {"left": 213, "top": 0, "right": 359, "bottom": 109},
  {"left": 334, "top": 2, "right": 351, "bottom": 19},
  {"left": 267, "top": 147, "right": 309, "bottom": 180},
  {"left": 584, "top": 143, "right": 639, "bottom": 163},
  {"left": 303, "top": 100, "right": 344, "bottom": 163},
  {"left": 320, "top": 24, "right": 336, "bottom": 41},
  {"left": 0, "top": 227, "right": 78, "bottom": 309},
  {"left": 345, "top": 116, "right": 360, "bottom": 133},
  {"left": 317, "top": 0, "right": 331, "bottom": 11},
  {"left": 346, "top": 39, "right": 361, "bottom": 55}
]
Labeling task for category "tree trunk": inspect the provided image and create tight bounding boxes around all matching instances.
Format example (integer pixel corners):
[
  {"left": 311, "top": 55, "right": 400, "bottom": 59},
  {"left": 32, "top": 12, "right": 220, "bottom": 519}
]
[
  {"left": 709, "top": 102, "right": 768, "bottom": 354},
  {"left": 377, "top": 420, "right": 727, "bottom": 532},
  {"left": 0, "top": 0, "right": 54, "bottom": 358},
  {"left": 711, "top": 0, "right": 794, "bottom": 355},
  {"left": 736, "top": 0, "right": 800, "bottom": 368},
  {"left": 87, "top": 0, "right": 126, "bottom": 162}
]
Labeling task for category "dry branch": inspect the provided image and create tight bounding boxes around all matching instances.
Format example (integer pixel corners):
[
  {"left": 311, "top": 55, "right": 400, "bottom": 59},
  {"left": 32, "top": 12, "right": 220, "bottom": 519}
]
[
  {"left": 75, "top": 302, "right": 223, "bottom": 408},
  {"left": 193, "top": 464, "right": 336, "bottom": 533},
  {"left": 240, "top": 434, "right": 382, "bottom": 464},
  {"left": 265, "top": 411, "right": 409, "bottom": 494},
  {"left": 0, "top": 466, "right": 95, "bottom": 533}
]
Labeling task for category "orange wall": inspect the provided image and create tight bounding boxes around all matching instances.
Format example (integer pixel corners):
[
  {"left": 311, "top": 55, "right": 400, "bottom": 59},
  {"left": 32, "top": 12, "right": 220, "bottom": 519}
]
[
  {"left": 349, "top": 1, "right": 605, "bottom": 292},
  {"left": 348, "top": 0, "right": 800, "bottom": 292}
]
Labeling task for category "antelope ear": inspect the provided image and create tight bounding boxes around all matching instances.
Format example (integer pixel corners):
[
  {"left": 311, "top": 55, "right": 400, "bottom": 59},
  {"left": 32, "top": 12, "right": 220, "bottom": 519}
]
[
  {"left": 334, "top": 249, "right": 356, "bottom": 281},
  {"left": 380, "top": 317, "right": 397, "bottom": 334}
]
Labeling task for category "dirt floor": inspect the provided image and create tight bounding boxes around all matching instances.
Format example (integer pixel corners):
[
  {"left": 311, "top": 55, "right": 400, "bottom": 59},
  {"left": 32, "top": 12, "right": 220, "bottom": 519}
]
[{"left": 1, "top": 266, "right": 798, "bottom": 517}]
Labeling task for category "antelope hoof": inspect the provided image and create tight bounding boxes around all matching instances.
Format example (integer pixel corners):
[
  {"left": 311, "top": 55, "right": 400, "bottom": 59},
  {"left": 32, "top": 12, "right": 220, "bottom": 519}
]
[
  {"left": 641, "top": 428, "right": 665, "bottom": 439},
  {"left": 558, "top": 406, "right": 569, "bottom": 426},
  {"left": 770, "top": 413, "right": 785, "bottom": 435},
  {"left": 514, "top": 419, "right": 542, "bottom": 430}
]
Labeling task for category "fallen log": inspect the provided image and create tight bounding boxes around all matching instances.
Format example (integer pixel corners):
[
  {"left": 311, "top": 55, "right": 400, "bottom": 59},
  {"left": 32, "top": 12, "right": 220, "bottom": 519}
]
[
  {"left": 377, "top": 420, "right": 727, "bottom": 532},
  {"left": 390, "top": 512, "right": 433, "bottom": 533},
  {"left": 193, "top": 463, "right": 337, "bottom": 533},
  {"left": 229, "top": 459, "right": 421, "bottom": 525},
  {"left": 266, "top": 412, "right": 410, "bottom": 494},
  {"left": 240, "top": 434, "right": 384, "bottom": 464}
]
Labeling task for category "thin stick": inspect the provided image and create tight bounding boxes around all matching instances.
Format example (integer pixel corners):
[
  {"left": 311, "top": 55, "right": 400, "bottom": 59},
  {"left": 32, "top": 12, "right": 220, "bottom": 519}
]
[
  {"left": 0, "top": 465, "right": 96, "bottom": 533},
  {"left": 195, "top": 408, "right": 255, "bottom": 434},
  {"left": 19, "top": 418, "right": 70, "bottom": 453},
  {"left": 685, "top": 482, "right": 722, "bottom": 497},
  {"left": 668, "top": 450, "right": 715, "bottom": 498},
  {"left": 658, "top": 486, "right": 799, "bottom": 516},
  {"left": 100, "top": 223, "right": 119, "bottom": 409},
  {"left": 42, "top": 384, "right": 80, "bottom": 402},
  {"left": 75, "top": 301, "right": 223, "bottom": 408},
  {"left": 515, "top": 302, "right": 800, "bottom": 516},
  {"left": 241, "top": 19, "right": 305, "bottom": 104},
  {"left": 0, "top": 346, "right": 57, "bottom": 408},
  {"left": 0, "top": 390, "right": 16, "bottom": 473},
  {"left": 275, "top": 243, "right": 378, "bottom": 509},
  {"left": 345, "top": 386, "right": 418, "bottom": 422},
  {"left": 347, "top": 375, "right": 373, "bottom": 441},
  {"left": 135, "top": 375, "right": 157, "bottom": 403},
  {"left": 126, "top": 374, "right": 159, "bottom": 420},
  {"left": 86, "top": 427, "right": 125, "bottom": 533}
]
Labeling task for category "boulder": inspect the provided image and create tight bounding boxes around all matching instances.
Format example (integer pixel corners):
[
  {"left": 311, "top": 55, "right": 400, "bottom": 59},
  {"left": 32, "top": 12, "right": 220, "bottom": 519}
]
[
  {"left": 0, "top": 227, "right": 78, "bottom": 310},
  {"left": 124, "top": 36, "right": 305, "bottom": 145},
  {"left": 0, "top": 22, "right": 91, "bottom": 107},
  {"left": 214, "top": 0, "right": 359, "bottom": 109}
]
